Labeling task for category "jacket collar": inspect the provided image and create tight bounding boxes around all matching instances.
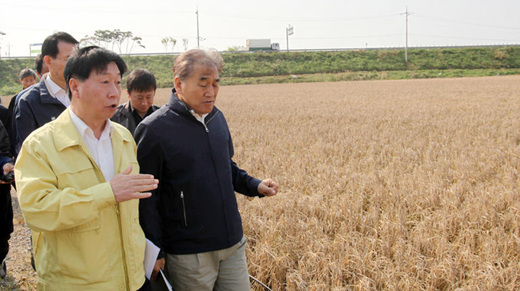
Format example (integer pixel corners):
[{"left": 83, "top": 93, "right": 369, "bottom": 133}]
[
  {"left": 167, "top": 88, "right": 218, "bottom": 121},
  {"left": 38, "top": 77, "right": 67, "bottom": 106},
  {"left": 119, "top": 101, "right": 133, "bottom": 117},
  {"left": 53, "top": 109, "right": 132, "bottom": 160},
  {"left": 122, "top": 100, "right": 157, "bottom": 118}
]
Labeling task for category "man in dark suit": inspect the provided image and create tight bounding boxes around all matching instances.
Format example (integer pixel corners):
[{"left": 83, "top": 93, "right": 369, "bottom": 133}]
[{"left": 111, "top": 69, "right": 160, "bottom": 135}]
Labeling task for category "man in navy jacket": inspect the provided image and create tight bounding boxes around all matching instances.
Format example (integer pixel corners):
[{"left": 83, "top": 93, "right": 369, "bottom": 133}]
[
  {"left": 13, "top": 32, "right": 78, "bottom": 154},
  {"left": 135, "top": 49, "right": 278, "bottom": 290}
]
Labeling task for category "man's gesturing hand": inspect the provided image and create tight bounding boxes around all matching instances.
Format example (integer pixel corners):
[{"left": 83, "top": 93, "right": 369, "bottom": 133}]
[
  {"left": 110, "top": 165, "right": 158, "bottom": 203},
  {"left": 258, "top": 179, "right": 278, "bottom": 197}
]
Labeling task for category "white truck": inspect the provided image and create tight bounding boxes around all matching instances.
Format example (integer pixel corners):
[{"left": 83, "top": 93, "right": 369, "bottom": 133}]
[{"left": 246, "top": 39, "right": 279, "bottom": 51}]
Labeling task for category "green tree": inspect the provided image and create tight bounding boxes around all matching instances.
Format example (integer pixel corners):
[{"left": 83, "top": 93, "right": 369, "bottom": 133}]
[
  {"left": 161, "top": 37, "right": 177, "bottom": 52},
  {"left": 182, "top": 38, "right": 189, "bottom": 51},
  {"left": 80, "top": 29, "right": 145, "bottom": 54}
]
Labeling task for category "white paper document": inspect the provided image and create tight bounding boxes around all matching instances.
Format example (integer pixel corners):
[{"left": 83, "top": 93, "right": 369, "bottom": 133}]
[
  {"left": 160, "top": 269, "right": 173, "bottom": 291},
  {"left": 144, "top": 239, "right": 173, "bottom": 291},
  {"left": 144, "top": 239, "right": 160, "bottom": 280}
]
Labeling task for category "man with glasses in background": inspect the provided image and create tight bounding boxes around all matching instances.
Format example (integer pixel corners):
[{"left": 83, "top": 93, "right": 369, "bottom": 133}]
[{"left": 14, "top": 32, "right": 78, "bottom": 154}]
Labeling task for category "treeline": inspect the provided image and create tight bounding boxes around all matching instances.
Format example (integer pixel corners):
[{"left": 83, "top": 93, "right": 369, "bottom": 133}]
[{"left": 2, "top": 46, "right": 520, "bottom": 95}]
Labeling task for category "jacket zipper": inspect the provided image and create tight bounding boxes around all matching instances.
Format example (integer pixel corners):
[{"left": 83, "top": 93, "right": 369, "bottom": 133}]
[
  {"left": 200, "top": 111, "right": 220, "bottom": 133},
  {"left": 205, "top": 111, "right": 219, "bottom": 128},
  {"left": 180, "top": 191, "right": 188, "bottom": 227},
  {"left": 201, "top": 110, "right": 232, "bottom": 244}
]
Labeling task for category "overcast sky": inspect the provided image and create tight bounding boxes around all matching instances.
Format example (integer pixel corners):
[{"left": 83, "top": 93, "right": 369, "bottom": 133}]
[{"left": 0, "top": 0, "right": 519, "bottom": 57}]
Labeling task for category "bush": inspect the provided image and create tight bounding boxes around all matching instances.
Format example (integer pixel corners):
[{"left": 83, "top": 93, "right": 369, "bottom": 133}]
[{"left": 2, "top": 46, "right": 520, "bottom": 96}]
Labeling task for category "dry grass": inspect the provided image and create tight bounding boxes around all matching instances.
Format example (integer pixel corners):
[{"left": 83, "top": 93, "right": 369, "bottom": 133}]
[
  {"left": 218, "top": 77, "right": 520, "bottom": 290},
  {"left": 3, "top": 76, "right": 520, "bottom": 290}
]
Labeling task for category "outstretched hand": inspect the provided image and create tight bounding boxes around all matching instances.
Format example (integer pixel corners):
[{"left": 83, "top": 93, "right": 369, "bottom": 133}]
[
  {"left": 110, "top": 165, "right": 158, "bottom": 203},
  {"left": 258, "top": 179, "right": 278, "bottom": 197}
]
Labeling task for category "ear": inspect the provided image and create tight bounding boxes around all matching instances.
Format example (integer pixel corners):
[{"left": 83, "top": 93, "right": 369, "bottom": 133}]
[
  {"left": 43, "top": 55, "right": 52, "bottom": 67},
  {"left": 174, "top": 76, "right": 183, "bottom": 95},
  {"left": 126, "top": 89, "right": 130, "bottom": 97},
  {"left": 68, "top": 78, "right": 81, "bottom": 99}
]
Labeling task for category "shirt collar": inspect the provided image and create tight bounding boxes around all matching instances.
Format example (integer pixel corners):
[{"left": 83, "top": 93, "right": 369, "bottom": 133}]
[
  {"left": 175, "top": 95, "right": 209, "bottom": 124},
  {"left": 44, "top": 75, "right": 66, "bottom": 97},
  {"left": 190, "top": 110, "right": 208, "bottom": 125},
  {"left": 69, "top": 108, "right": 114, "bottom": 140}
]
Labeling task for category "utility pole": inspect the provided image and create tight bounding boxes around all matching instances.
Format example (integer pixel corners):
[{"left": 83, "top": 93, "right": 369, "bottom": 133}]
[
  {"left": 0, "top": 31, "right": 5, "bottom": 59},
  {"left": 196, "top": 8, "right": 200, "bottom": 49},
  {"left": 286, "top": 25, "right": 294, "bottom": 52},
  {"left": 401, "top": 6, "right": 411, "bottom": 63}
]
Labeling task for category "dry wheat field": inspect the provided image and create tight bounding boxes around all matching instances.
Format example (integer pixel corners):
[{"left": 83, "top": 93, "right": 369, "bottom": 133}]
[{"left": 3, "top": 76, "right": 520, "bottom": 290}]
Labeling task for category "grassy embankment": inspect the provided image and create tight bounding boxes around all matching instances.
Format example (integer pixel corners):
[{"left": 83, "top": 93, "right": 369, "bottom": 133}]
[{"left": 1, "top": 46, "right": 520, "bottom": 95}]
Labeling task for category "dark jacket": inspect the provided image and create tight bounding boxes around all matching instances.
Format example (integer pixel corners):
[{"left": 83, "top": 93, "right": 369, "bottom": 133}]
[
  {"left": 111, "top": 101, "right": 160, "bottom": 135},
  {"left": 0, "top": 120, "right": 14, "bottom": 237},
  {"left": 14, "top": 77, "right": 66, "bottom": 154},
  {"left": 135, "top": 91, "right": 262, "bottom": 255}
]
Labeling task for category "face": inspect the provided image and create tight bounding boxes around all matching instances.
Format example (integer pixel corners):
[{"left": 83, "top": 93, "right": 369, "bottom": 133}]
[
  {"left": 20, "top": 75, "right": 37, "bottom": 89},
  {"left": 128, "top": 89, "right": 155, "bottom": 116},
  {"left": 69, "top": 62, "right": 122, "bottom": 124},
  {"left": 45, "top": 41, "right": 77, "bottom": 84},
  {"left": 175, "top": 64, "right": 219, "bottom": 116}
]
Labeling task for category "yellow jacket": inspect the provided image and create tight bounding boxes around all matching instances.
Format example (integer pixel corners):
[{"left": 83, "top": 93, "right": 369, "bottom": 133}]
[{"left": 15, "top": 109, "right": 146, "bottom": 291}]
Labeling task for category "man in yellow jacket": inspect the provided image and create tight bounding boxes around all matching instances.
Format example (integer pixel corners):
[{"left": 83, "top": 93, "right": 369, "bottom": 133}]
[{"left": 15, "top": 46, "right": 159, "bottom": 290}]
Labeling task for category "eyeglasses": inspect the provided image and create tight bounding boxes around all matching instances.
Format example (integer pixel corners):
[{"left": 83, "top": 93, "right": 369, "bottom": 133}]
[{"left": 53, "top": 56, "right": 70, "bottom": 62}]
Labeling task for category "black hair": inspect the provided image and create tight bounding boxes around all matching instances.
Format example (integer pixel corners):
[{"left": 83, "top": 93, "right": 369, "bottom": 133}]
[
  {"left": 18, "top": 68, "right": 37, "bottom": 80},
  {"left": 126, "top": 69, "right": 157, "bottom": 94},
  {"left": 64, "top": 46, "right": 127, "bottom": 98},
  {"left": 41, "top": 32, "right": 78, "bottom": 58},
  {"left": 34, "top": 54, "right": 44, "bottom": 75}
]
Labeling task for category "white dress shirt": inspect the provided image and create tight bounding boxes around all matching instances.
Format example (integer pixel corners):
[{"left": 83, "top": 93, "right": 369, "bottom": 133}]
[
  {"left": 69, "top": 109, "right": 116, "bottom": 182},
  {"left": 44, "top": 75, "right": 71, "bottom": 107}
]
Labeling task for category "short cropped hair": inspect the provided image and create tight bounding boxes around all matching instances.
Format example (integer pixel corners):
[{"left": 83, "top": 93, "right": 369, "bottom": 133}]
[
  {"left": 64, "top": 46, "right": 127, "bottom": 98},
  {"left": 18, "top": 68, "right": 37, "bottom": 81},
  {"left": 126, "top": 69, "right": 157, "bottom": 94},
  {"left": 35, "top": 54, "right": 44, "bottom": 75},
  {"left": 173, "top": 49, "right": 224, "bottom": 81},
  {"left": 41, "top": 32, "right": 78, "bottom": 58}
]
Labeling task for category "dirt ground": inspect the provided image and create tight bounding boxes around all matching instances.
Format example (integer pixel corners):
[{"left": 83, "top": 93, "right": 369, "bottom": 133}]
[{"left": 0, "top": 190, "right": 37, "bottom": 290}]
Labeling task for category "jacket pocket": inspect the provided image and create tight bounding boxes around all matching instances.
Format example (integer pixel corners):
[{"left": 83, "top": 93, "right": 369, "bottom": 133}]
[
  {"left": 66, "top": 218, "right": 101, "bottom": 233},
  {"left": 53, "top": 154, "right": 100, "bottom": 189},
  {"left": 56, "top": 218, "right": 109, "bottom": 283},
  {"left": 52, "top": 153, "right": 93, "bottom": 176}
]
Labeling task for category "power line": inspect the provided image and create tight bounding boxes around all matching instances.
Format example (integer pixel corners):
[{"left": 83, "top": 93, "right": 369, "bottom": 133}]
[
  {"left": 415, "top": 15, "right": 520, "bottom": 31},
  {"left": 220, "top": 13, "right": 400, "bottom": 22},
  {"left": 411, "top": 33, "right": 519, "bottom": 43}
]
